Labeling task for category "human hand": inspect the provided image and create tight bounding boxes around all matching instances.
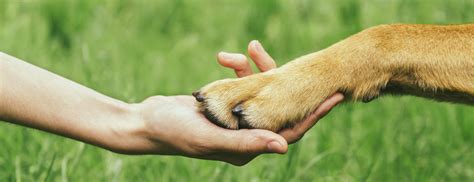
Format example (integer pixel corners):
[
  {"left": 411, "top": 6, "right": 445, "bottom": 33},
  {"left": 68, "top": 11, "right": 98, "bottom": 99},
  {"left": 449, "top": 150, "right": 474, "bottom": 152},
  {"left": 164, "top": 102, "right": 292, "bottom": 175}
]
[{"left": 130, "top": 95, "right": 286, "bottom": 165}]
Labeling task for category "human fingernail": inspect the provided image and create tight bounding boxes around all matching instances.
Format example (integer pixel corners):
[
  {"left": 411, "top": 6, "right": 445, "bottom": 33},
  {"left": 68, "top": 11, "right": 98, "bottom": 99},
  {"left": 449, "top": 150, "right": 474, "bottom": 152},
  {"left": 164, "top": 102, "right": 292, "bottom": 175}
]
[
  {"left": 267, "top": 141, "right": 283, "bottom": 153},
  {"left": 219, "top": 52, "right": 234, "bottom": 60},
  {"left": 219, "top": 52, "right": 247, "bottom": 62},
  {"left": 253, "top": 40, "right": 264, "bottom": 53}
]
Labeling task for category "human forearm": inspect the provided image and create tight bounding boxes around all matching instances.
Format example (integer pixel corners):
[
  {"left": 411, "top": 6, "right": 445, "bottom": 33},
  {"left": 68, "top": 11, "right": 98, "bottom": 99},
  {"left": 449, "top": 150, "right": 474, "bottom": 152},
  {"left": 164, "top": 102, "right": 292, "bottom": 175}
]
[{"left": 0, "top": 52, "right": 145, "bottom": 152}]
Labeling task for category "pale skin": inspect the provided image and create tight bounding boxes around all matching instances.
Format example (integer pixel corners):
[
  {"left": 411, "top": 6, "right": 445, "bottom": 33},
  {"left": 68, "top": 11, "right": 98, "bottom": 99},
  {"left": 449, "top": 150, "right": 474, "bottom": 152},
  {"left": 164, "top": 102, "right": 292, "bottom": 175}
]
[{"left": 0, "top": 41, "right": 343, "bottom": 166}]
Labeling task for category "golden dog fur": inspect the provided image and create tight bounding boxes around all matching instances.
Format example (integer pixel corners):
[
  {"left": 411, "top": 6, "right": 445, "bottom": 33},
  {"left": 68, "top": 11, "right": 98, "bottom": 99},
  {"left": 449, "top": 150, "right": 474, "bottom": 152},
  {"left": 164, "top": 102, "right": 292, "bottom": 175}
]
[{"left": 196, "top": 24, "right": 474, "bottom": 131}]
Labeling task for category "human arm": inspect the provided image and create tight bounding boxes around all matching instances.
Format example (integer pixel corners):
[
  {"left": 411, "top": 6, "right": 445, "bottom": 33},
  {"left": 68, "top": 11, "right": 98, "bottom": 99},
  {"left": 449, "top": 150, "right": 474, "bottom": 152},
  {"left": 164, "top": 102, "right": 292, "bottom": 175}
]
[
  {"left": 0, "top": 52, "right": 144, "bottom": 151},
  {"left": 0, "top": 50, "right": 283, "bottom": 166}
]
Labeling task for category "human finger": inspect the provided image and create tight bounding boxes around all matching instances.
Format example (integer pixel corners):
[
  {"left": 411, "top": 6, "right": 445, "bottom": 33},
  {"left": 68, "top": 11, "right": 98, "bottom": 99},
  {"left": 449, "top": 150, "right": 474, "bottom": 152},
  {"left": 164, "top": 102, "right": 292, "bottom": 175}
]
[
  {"left": 217, "top": 52, "right": 253, "bottom": 77},
  {"left": 247, "top": 40, "right": 277, "bottom": 71}
]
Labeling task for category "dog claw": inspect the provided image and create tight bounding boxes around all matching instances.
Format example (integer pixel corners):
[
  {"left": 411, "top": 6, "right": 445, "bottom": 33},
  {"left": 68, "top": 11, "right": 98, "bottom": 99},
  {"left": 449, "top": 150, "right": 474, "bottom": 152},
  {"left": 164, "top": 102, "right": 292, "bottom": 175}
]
[
  {"left": 232, "top": 104, "right": 243, "bottom": 116},
  {"left": 362, "top": 95, "right": 378, "bottom": 103},
  {"left": 192, "top": 91, "right": 205, "bottom": 102}
]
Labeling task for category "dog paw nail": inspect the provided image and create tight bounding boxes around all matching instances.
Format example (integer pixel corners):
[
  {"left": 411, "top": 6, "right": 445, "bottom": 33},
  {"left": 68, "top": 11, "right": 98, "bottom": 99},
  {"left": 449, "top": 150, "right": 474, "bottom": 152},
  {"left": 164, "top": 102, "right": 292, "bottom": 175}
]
[
  {"left": 232, "top": 104, "right": 243, "bottom": 116},
  {"left": 192, "top": 91, "right": 205, "bottom": 102},
  {"left": 362, "top": 96, "right": 377, "bottom": 103}
]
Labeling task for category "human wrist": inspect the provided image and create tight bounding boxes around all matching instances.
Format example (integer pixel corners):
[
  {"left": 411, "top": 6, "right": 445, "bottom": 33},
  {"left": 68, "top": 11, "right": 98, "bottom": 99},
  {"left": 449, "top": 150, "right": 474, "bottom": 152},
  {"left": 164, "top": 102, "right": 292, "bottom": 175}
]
[{"left": 96, "top": 100, "right": 152, "bottom": 154}]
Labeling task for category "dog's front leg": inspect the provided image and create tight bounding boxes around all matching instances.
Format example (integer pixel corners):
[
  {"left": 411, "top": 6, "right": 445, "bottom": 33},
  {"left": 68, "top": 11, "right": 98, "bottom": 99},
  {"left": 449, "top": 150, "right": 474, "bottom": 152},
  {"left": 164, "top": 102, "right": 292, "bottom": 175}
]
[{"left": 331, "top": 24, "right": 474, "bottom": 105}]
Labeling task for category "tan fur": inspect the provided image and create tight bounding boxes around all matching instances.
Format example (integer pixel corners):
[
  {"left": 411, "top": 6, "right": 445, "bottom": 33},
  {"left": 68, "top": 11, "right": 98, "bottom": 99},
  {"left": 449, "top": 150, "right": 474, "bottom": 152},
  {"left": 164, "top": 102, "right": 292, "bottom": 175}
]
[{"left": 197, "top": 24, "right": 474, "bottom": 132}]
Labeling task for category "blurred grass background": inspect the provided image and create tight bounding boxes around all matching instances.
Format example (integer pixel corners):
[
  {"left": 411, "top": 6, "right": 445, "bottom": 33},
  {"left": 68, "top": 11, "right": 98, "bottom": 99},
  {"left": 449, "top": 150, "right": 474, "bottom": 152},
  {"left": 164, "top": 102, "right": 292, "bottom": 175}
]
[{"left": 1, "top": 0, "right": 473, "bottom": 181}]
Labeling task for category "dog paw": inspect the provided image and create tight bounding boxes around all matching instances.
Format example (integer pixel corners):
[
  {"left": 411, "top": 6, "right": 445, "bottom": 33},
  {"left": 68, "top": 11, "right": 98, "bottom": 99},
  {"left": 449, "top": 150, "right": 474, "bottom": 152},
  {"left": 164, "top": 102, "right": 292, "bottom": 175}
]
[{"left": 194, "top": 61, "right": 338, "bottom": 132}]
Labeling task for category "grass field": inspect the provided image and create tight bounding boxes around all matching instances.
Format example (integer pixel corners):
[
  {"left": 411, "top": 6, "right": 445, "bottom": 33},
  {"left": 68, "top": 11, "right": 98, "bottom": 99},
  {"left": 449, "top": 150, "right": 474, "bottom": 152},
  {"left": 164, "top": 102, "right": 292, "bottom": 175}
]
[{"left": 1, "top": 0, "right": 473, "bottom": 181}]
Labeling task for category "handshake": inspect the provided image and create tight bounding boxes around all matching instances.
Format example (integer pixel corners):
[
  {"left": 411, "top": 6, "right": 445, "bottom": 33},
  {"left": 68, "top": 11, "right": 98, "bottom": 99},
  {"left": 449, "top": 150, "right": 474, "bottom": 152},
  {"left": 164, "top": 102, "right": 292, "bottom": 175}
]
[{"left": 134, "top": 40, "right": 344, "bottom": 166}]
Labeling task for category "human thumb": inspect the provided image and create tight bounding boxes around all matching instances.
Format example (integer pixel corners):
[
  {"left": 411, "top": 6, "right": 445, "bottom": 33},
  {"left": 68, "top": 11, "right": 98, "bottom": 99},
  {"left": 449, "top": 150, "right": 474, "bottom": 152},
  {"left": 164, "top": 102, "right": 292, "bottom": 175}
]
[{"left": 218, "top": 129, "right": 288, "bottom": 154}]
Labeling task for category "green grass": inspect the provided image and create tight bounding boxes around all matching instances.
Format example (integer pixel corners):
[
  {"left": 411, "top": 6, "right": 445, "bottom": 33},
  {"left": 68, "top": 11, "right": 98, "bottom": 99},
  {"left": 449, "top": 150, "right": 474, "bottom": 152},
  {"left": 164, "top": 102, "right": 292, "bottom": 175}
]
[{"left": 1, "top": 0, "right": 473, "bottom": 181}]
